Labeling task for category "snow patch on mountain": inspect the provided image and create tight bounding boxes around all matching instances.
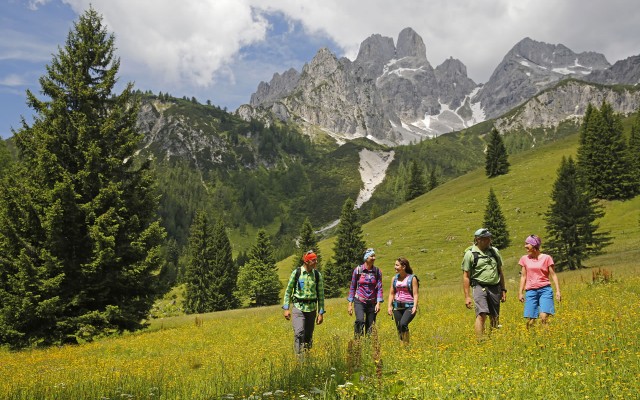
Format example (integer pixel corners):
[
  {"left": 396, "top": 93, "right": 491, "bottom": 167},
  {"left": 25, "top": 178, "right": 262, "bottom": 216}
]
[{"left": 355, "top": 149, "right": 395, "bottom": 208}]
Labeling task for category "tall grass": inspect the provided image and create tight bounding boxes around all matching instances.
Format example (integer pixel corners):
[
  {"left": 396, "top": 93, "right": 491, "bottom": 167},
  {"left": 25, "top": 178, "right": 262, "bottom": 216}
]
[
  {"left": 2, "top": 131, "right": 639, "bottom": 398},
  {"left": 2, "top": 268, "right": 639, "bottom": 399}
]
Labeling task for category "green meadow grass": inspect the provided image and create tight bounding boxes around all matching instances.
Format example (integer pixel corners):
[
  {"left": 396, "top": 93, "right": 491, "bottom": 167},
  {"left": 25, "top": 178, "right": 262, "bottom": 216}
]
[{"left": 2, "top": 131, "right": 639, "bottom": 399}]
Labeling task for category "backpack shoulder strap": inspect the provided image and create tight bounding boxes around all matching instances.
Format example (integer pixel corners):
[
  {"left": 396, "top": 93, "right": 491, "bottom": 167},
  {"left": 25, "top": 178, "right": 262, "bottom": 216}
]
[
  {"left": 392, "top": 273, "right": 399, "bottom": 291},
  {"left": 293, "top": 266, "right": 302, "bottom": 294}
]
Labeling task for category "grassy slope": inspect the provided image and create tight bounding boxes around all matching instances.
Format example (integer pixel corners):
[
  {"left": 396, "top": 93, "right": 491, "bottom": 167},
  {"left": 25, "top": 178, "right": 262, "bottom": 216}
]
[{"left": 277, "top": 131, "right": 640, "bottom": 287}]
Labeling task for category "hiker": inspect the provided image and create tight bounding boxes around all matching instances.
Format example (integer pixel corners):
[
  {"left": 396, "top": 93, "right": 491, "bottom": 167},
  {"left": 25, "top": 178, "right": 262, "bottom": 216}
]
[
  {"left": 282, "top": 251, "right": 325, "bottom": 355},
  {"left": 387, "top": 257, "right": 419, "bottom": 344},
  {"left": 347, "top": 248, "right": 384, "bottom": 337},
  {"left": 461, "top": 228, "right": 506, "bottom": 338},
  {"left": 518, "top": 235, "right": 561, "bottom": 328}
]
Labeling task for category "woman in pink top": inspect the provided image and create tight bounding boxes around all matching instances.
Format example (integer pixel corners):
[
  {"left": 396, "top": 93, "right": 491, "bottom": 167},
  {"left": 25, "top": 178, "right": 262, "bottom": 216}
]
[
  {"left": 518, "top": 235, "right": 562, "bottom": 328},
  {"left": 387, "top": 257, "right": 419, "bottom": 344}
]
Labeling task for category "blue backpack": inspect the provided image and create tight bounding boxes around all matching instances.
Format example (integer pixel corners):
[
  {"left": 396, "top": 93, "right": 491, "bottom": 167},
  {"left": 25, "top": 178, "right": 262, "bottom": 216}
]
[{"left": 392, "top": 273, "right": 418, "bottom": 295}]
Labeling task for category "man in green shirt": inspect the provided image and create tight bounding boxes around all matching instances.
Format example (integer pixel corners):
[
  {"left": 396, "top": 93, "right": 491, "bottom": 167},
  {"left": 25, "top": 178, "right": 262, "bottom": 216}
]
[
  {"left": 283, "top": 251, "right": 325, "bottom": 355},
  {"left": 462, "top": 228, "right": 507, "bottom": 339}
]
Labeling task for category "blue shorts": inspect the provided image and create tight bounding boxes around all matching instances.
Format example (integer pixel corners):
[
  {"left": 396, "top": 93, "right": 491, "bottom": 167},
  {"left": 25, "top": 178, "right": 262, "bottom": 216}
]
[{"left": 524, "top": 285, "right": 555, "bottom": 318}]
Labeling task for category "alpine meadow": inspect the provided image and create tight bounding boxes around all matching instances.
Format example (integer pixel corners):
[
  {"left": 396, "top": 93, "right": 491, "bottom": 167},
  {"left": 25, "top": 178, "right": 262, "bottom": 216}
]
[{"left": 2, "top": 7, "right": 640, "bottom": 400}]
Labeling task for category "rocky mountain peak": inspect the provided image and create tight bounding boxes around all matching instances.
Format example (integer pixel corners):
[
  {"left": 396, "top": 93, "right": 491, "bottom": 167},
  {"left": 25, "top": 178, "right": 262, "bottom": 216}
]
[
  {"left": 355, "top": 34, "right": 396, "bottom": 66},
  {"left": 585, "top": 55, "right": 640, "bottom": 85},
  {"left": 475, "top": 37, "right": 612, "bottom": 119},
  {"left": 396, "top": 27, "right": 427, "bottom": 59}
]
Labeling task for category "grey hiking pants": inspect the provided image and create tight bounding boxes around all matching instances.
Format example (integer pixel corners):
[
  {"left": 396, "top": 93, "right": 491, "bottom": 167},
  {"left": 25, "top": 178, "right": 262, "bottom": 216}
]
[{"left": 292, "top": 307, "right": 316, "bottom": 354}]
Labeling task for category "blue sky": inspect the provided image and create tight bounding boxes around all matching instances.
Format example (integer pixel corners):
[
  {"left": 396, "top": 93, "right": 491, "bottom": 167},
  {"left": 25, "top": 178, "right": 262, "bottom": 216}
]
[{"left": 2, "top": 0, "right": 639, "bottom": 138}]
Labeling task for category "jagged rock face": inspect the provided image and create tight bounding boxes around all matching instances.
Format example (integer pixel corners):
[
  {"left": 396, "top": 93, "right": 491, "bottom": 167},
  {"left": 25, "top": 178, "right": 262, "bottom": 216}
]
[
  {"left": 396, "top": 27, "right": 427, "bottom": 59},
  {"left": 494, "top": 80, "right": 640, "bottom": 132},
  {"left": 475, "top": 37, "right": 611, "bottom": 119},
  {"left": 246, "top": 31, "right": 639, "bottom": 145},
  {"left": 354, "top": 34, "right": 396, "bottom": 78},
  {"left": 584, "top": 55, "right": 640, "bottom": 85},
  {"left": 247, "top": 28, "right": 480, "bottom": 145},
  {"left": 249, "top": 68, "right": 300, "bottom": 107},
  {"left": 137, "top": 100, "right": 226, "bottom": 164}
]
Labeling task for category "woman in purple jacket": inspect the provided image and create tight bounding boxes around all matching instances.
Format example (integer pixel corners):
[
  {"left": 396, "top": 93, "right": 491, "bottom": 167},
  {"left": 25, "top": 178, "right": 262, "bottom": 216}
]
[{"left": 347, "top": 248, "right": 384, "bottom": 337}]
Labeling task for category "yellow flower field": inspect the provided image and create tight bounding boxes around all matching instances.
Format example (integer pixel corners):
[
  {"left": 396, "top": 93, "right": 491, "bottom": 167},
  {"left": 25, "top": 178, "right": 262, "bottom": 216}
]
[{"left": 2, "top": 266, "right": 639, "bottom": 399}]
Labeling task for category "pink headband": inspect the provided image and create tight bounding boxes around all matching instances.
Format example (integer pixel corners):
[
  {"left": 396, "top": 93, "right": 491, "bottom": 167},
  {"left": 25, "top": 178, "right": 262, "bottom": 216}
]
[{"left": 525, "top": 235, "right": 541, "bottom": 248}]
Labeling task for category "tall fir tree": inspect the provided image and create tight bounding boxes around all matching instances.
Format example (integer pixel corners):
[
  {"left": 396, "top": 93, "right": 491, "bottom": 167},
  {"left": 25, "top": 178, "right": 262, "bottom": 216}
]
[
  {"left": 483, "top": 188, "right": 510, "bottom": 249},
  {"left": 544, "top": 157, "right": 611, "bottom": 271},
  {"left": 237, "top": 229, "right": 281, "bottom": 307},
  {"left": 627, "top": 107, "right": 640, "bottom": 196},
  {"left": 324, "top": 198, "right": 366, "bottom": 296},
  {"left": 0, "top": 8, "right": 165, "bottom": 348},
  {"left": 208, "top": 219, "right": 238, "bottom": 310},
  {"left": 427, "top": 168, "right": 438, "bottom": 191},
  {"left": 291, "top": 217, "right": 322, "bottom": 271},
  {"left": 405, "top": 160, "right": 426, "bottom": 201},
  {"left": 485, "top": 128, "right": 510, "bottom": 177},
  {"left": 183, "top": 212, "right": 214, "bottom": 314},
  {"left": 576, "top": 101, "right": 635, "bottom": 200}
]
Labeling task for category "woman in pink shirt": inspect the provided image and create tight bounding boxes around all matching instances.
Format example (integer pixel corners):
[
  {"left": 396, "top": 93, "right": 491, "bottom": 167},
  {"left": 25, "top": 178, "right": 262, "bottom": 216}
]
[
  {"left": 387, "top": 257, "right": 419, "bottom": 344},
  {"left": 518, "top": 235, "right": 562, "bottom": 328}
]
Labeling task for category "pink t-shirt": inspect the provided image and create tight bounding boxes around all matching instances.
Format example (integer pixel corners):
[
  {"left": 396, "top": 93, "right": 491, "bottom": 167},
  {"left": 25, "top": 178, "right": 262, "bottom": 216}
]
[
  {"left": 519, "top": 253, "right": 555, "bottom": 290},
  {"left": 394, "top": 275, "right": 415, "bottom": 303}
]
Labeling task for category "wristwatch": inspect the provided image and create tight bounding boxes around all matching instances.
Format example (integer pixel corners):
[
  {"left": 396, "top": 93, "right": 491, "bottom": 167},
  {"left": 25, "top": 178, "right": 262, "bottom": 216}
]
[{"left": 501, "top": 288, "right": 507, "bottom": 292}]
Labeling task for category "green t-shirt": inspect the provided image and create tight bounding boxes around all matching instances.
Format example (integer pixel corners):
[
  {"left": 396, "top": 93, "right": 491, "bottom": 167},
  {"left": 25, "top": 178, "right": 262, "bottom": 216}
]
[{"left": 461, "top": 245, "right": 503, "bottom": 285}]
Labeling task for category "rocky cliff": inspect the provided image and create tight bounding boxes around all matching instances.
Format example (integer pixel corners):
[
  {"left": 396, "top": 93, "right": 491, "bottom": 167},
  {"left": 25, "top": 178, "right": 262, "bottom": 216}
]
[{"left": 244, "top": 30, "right": 638, "bottom": 146}]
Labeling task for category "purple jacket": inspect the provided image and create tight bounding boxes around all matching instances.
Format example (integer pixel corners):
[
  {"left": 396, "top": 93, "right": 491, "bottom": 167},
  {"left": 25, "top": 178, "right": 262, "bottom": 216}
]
[{"left": 347, "top": 264, "right": 384, "bottom": 303}]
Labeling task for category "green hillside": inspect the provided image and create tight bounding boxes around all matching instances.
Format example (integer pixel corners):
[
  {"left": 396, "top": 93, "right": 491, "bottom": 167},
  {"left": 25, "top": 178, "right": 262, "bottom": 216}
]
[{"left": 279, "top": 131, "right": 640, "bottom": 287}]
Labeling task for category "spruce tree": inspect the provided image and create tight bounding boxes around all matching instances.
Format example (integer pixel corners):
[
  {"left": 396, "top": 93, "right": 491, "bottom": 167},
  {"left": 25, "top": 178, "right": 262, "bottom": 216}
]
[
  {"left": 405, "top": 160, "right": 426, "bottom": 201},
  {"left": 485, "top": 128, "right": 510, "bottom": 177},
  {"left": 576, "top": 101, "right": 635, "bottom": 200},
  {"left": 483, "top": 188, "right": 510, "bottom": 249},
  {"left": 237, "top": 229, "right": 281, "bottom": 307},
  {"left": 291, "top": 217, "right": 322, "bottom": 271},
  {"left": 209, "top": 219, "right": 238, "bottom": 310},
  {"left": 544, "top": 157, "right": 611, "bottom": 271},
  {"left": 328, "top": 198, "right": 366, "bottom": 289},
  {"left": 427, "top": 169, "right": 438, "bottom": 191},
  {"left": 183, "top": 212, "right": 214, "bottom": 314},
  {"left": 0, "top": 8, "right": 165, "bottom": 348},
  {"left": 627, "top": 107, "right": 640, "bottom": 196}
]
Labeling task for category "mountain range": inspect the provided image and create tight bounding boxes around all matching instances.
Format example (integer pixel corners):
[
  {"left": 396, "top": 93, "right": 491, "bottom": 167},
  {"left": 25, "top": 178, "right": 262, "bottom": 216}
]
[
  {"left": 60, "top": 27, "right": 640, "bottom": 254},
  {"left": 241, "top": 27, "right": 640, "bottom": 145}
]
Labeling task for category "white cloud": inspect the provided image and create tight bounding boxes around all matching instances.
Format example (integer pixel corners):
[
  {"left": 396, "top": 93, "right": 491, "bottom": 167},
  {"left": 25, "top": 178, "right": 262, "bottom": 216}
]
[
  {"left": 0, "top": 73, "right": 28, "bottom": 86},
  {"left": 63, "top": 0, "right": 270, "bottom": 87}
]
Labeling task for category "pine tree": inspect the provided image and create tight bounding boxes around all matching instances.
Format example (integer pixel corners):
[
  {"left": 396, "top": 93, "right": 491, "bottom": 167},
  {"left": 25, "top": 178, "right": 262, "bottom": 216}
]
[
  {"left": 237, "top": 229, "right": 281, "bottom": 307},
  {"left": 627, "top": 107, "right": 640, "bottom": 196},
  {"left": 576, "top": 101, "right": 635, "bottom": 200},
  {"left": 405, "top": 160, "right": 426, "bottom": 201},
  {"left": 327, "top": 198, "right": 366, "bottom": 292},
  {"left": 0, "top": 8, "right": 165, "bottom": 348},
  {"left": 544, "top": 157, "right": 611, "bottom": 271},
  {"left": 427, "top": 169, "right": 438, "bottom": 191},
  {"left": 209, "top": 219, "right": 238, "bottom": 310},
  {"left": 483, "top": 188, "right": 510, "bottom": 249},
  {"left": 183, "top": 212, "right": 214, "bottom": 314},
  {"left": 485, "top": 128, "right": 510, "bottom": 177},
  {"left": 291, "top": 217, "right": 322, "bottom": 271}
]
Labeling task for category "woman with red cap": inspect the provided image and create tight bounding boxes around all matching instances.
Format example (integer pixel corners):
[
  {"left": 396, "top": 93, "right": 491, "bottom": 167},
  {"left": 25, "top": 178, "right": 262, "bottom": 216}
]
[
  {"left": 518, "top": 235, "right": 562, "bottom": 328},
  {"left": 282, "top": 250, "right": 325, "bottom": 355}
]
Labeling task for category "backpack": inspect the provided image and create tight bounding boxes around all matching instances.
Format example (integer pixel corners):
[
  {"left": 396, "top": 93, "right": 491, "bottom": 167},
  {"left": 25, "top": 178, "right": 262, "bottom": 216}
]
[
  {"left": 392, "top": 273, "right": 418, "bottom": 295},
  {"left": 465, "top": 246, "right": 499, "bottom": 270},
  {"left": 293, "top": 266, "right": 320, "bottom": 299}
]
